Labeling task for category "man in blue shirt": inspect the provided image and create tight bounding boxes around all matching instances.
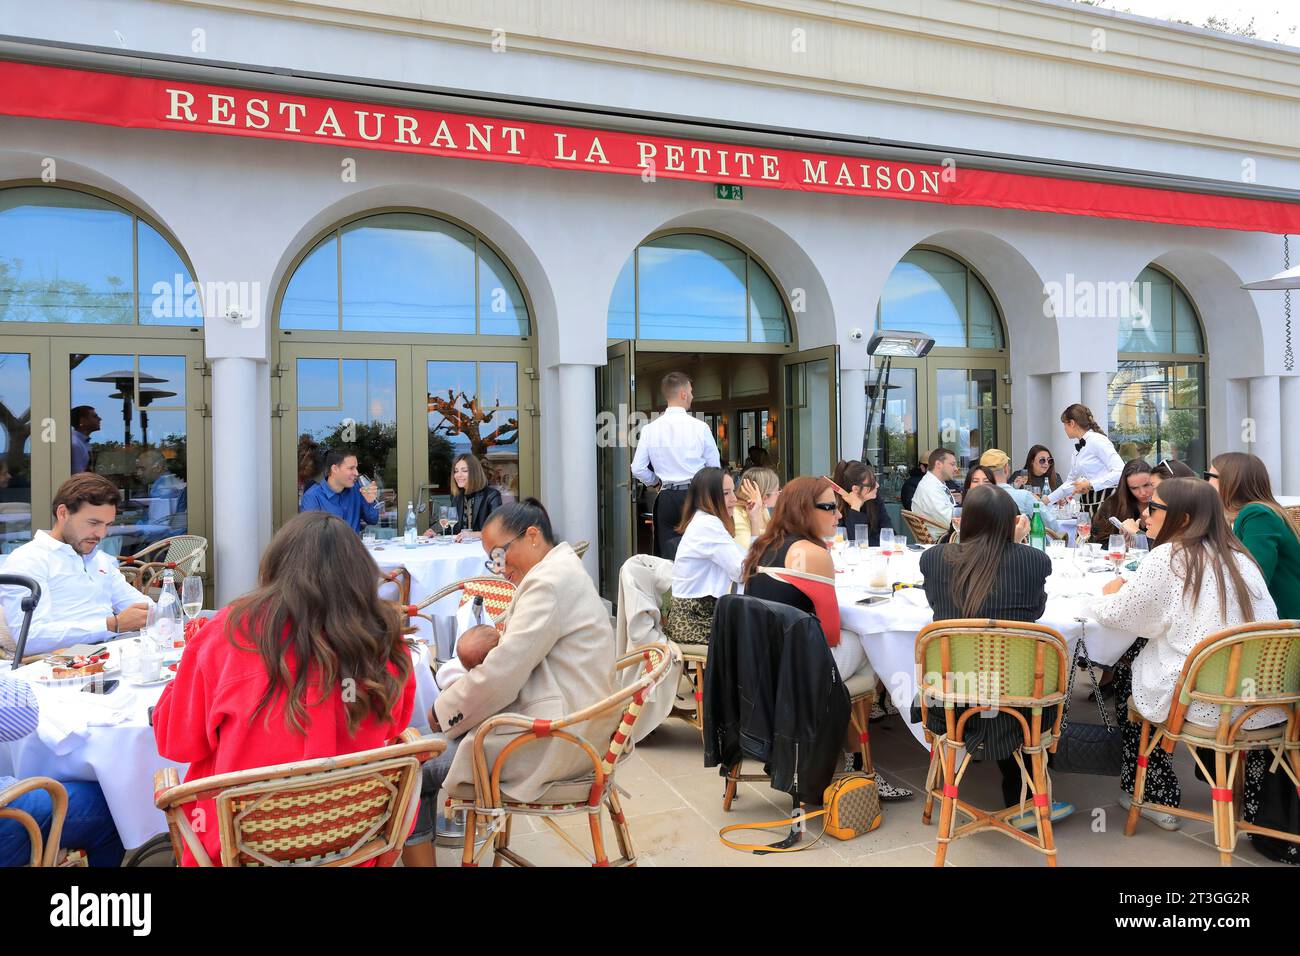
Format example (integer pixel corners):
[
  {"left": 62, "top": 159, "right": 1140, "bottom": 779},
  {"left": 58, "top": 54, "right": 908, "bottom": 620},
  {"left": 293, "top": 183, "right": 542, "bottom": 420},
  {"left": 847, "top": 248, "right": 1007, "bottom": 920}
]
[{"left": 299, "top": 448, "right": 380, "bottom": 532}]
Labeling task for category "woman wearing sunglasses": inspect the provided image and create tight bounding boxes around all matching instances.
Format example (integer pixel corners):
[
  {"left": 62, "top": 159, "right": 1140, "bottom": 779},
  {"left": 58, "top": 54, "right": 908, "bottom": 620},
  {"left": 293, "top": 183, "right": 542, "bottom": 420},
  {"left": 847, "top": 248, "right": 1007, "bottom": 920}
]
[
  {"left": 742, "top": 476, "right": 912, "bottom": 800},
  {"left": 405, "top": 498, "right": 619, "bottom": 864},
  {"left": 1016, "top": 444, "right": 1061, "bottom": 493}
]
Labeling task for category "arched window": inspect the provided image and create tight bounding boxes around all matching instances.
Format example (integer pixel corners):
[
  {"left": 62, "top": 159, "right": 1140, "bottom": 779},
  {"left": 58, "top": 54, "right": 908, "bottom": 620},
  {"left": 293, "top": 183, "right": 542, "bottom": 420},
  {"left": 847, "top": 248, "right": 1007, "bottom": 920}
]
[
  {"left": 875, "top": 249, "right": 1004, "bottom": 348},
  {"left": 1107, "top": 266, "right": 1207, "bottom": 471},
  {"left": 279, "top": 212, "right": 530, "bottom": 335},
  {"left": 0, "top": 186, "right": 195, "bottom": 326},
  {"left": 607, "top": 233, "right": 790, "bottom": 343}
]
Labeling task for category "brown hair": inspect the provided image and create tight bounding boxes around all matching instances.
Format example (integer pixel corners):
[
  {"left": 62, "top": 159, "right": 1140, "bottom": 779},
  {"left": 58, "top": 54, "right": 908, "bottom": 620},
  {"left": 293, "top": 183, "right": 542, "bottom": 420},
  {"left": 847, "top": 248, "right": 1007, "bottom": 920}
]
[
  {"left": 962, "top": 465, "right": 998, "bottom": 497},
  {"left": 940, "top": 484, "right": 1020, "bottom": 617},
  {"left": 452, "top": 453, "right": 487, "bottom": 495},
  {"left": 927, "top": 447, "right": 955, "bottom": 470},
  {"left": 660, "top": 371, "right": 691, "bottom": 401},
  {"left": 52, "top": 473, "right": 120, "bottom": 519},
  {"left": 1212, "top": 452, "right": 1300, "bottom": 539},
  {"left": 1060, "top": 403, "right": 1104, "bottom": 435},
  {"left": 675, "top": 466, "right": 734, "bottom": 536},
  {"left": 838, "top": 461, "right": 877, "bottom": 519},
  {"left": 224, "top": 511, "right": 412, "bottom": 735},
  {"left": 1153, "top": 458, "right": 1196, "bottom": 482},
  {"left": 742, "top": 476, "right": 833, "bottom": 581},
  {"left": 1152, "top": 478, "right": 1262, "bottom": 624},
  {"left": 1095, "top": 458, "right": 1153, "bottom": 527}
]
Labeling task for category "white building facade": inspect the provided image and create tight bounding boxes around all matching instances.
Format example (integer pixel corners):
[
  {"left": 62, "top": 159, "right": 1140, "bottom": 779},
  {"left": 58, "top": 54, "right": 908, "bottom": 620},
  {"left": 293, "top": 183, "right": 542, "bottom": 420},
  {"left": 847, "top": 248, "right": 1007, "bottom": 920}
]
[{"left": 1, "top": 0, "right": 1299, "bottom": 602}]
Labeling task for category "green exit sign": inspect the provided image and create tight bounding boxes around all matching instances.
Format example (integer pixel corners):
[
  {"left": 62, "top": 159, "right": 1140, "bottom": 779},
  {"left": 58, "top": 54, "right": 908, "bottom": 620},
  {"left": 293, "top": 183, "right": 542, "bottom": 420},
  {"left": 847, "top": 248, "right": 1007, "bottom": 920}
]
[{"left": 715, "top": 184, "right": 744, "bottom": 201}]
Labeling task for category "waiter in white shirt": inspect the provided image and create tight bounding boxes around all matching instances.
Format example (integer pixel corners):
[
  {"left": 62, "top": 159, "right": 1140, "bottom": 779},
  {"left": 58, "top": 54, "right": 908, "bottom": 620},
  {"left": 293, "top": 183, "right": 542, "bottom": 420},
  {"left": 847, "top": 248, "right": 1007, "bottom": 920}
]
[
  {"left": 0, "top": 473, "right": 151, "bottom": 658},
  {"left": 1047, "top": 403, "right": 1124, "bottom": 512},
  {"left": 910, "top": 447, "right": 959, "bottom": 531},
  {"left": 630, "top": 371, "right": 720, "bottom": 559}
]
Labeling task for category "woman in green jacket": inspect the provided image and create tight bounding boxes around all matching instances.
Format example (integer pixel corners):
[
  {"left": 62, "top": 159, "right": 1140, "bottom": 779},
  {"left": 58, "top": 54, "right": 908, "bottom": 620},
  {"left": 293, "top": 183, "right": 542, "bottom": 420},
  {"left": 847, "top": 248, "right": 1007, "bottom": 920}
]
[{"left": 1209, "top": 451, "right": 1300, "bottom": 866}]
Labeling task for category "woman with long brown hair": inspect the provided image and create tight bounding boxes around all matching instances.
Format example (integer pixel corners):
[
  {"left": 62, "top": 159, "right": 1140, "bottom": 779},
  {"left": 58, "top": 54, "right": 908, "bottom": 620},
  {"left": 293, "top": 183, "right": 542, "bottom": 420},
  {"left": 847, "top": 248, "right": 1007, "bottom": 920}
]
[
  {"left": 743, "top": 477, "right": 912, "bottom": 799},
  {"left": 1048, "top": 403, "right": 1123, "bottom": 511},
  {"left": 1016, "top": 444, "right": 1061, "bottom": 493},
  {"left": 1091, "top": 478, "right": 1279, "bottom": 831},
  {"left": 665, "top": 467, "right": 744, "bottom": 645},
  {"left": 836, "top": 461, "right": 895, "bottom": 547},
  {"left": 154, "top": 511, "right": 416, "bottom": 866},
  {"left": 1088, "top": 458, "right": 1155, "bottom": 544},
  {"left": 917, "top": 484, "right": 1072, "bottom": 828}
]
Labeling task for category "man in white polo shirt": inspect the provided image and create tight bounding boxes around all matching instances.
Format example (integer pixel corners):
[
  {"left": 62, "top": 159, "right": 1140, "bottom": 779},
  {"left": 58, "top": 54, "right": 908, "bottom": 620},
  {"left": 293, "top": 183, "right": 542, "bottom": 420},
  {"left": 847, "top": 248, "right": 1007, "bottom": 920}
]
[
  {"left": 1, "top": 473, "right": 152, "bottom": 658},
  {"left": 630, "top": 371, "right": 720, "bottom": 559},
  {"left": 910, "top": 447, "right": 959, "bottom": 532}
]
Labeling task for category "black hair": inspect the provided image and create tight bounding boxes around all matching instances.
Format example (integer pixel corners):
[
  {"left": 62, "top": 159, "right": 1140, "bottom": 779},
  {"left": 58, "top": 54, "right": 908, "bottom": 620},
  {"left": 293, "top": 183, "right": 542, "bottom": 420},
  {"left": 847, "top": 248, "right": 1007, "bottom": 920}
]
[
  {"left": 321, "top": 446, "right": 357, "bottom": 478},
  {"left": 484, "top": 497, "right": 556, "bottom": 545}
]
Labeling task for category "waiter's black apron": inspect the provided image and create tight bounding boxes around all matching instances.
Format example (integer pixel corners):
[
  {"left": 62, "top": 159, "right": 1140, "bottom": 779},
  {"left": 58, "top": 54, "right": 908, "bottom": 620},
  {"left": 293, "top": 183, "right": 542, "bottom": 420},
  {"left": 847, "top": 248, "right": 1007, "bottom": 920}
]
[{"left": 652, "top": 487, "right": 689, "bottom": 560}]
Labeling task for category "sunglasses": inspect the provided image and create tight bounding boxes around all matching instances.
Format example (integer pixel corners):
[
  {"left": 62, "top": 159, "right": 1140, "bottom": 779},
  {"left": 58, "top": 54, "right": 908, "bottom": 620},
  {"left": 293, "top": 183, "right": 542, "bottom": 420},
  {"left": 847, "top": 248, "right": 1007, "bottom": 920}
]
[
  {"left": 1203, "top": 471, "right": 1219, "bottom": 481},
  {"left": 812, "top": 502, "right": 839, "bottom": 512},
  {"left": 1036, "top": 456, "right": 1053, "bottom": 464},
  {"left": 1147, "top": 501, "right": 1168, "bottom": 513}
]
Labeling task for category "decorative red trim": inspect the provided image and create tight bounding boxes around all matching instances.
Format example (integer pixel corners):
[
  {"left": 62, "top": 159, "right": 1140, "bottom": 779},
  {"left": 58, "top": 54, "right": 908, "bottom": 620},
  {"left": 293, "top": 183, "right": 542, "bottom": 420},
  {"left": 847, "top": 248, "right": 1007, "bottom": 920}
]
[
  {"left": 3, "top": 59, "right": 1298, "bottom": 233},
  {"left": 1211, "top": 788, "right": 1233, "bottom": 802},
  {"left": 405, "top": 605, "right": 418, "bottom": 617},
  {"left": 1136, "top": 754, "right": 1149, "bottom": 767},
  {"left": 587, "top": 782, "right": 604, "bottom": 807},
  {"left": 858, "top": 732, "right": 869, "bottom": 744},
  {"left": 943, "top": 784, "right": 959, "bottom": 798},
  {"left": 531, "top": 719, "right": 553, "bottom": 737},
  {"left": 1033, "top": 793, "right": 1049, "bottom": 808}
]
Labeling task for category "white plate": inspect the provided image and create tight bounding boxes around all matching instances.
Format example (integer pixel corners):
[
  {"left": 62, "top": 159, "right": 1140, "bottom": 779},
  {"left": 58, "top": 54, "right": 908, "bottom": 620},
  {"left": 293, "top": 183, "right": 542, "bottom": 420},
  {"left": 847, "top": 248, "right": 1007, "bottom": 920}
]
[{"left": 127, "top": 671, "right": 175, "bottom": 688}]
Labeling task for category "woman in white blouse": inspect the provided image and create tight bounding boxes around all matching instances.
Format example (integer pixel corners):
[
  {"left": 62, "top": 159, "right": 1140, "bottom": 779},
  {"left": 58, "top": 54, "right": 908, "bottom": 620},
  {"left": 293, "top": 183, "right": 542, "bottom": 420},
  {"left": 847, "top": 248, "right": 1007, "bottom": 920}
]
[
  {"left": 665, "top": 467, "right": 745, "bottom": 645},
  {"left": 1090, "top": 478, "right": 1279, "bottom": 829},
  {"left": 1047, "top": 403, "right": 1124, "bottom": 508}
]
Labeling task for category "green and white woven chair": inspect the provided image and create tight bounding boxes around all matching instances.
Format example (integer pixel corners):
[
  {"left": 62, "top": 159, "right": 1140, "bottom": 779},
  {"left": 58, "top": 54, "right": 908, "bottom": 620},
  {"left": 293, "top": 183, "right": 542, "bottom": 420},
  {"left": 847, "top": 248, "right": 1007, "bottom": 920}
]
[
  {"left": 916, "top": 619, "right": 1070, "bottom": 867},
  {"left": 447, "top": 642, "right": 674, "bottom": 867},
  {"left": 1125, "top": 620, "right": 1300, "bottom": 865}
]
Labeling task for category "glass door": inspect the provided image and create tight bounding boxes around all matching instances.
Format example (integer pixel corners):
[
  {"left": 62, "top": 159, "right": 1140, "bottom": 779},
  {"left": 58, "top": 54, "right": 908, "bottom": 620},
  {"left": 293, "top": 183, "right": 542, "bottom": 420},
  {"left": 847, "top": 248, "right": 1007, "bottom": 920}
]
[
  {"left": 597, "top": 340, "right": 635, "bottom": 602},
  {"left": 927, "top": 359, "right": 1005, "bottom": 472},
  {"left": 0, "top": 337, "right": 49, "bottom": 555},
  {"left": 867, "top": 362, "right": 920, "bottom": 530},
  {"left": 53, "top": 338, "right": 208, "bottom": 560},
  {"left": 277, "top": 343, "right": 408, "bottom": 535},
  {"left": 414, "top": 346, "right": 534, "bottom": 527},
  {"left": 779, "top": 345, "right": 839, "bottom": 482}
]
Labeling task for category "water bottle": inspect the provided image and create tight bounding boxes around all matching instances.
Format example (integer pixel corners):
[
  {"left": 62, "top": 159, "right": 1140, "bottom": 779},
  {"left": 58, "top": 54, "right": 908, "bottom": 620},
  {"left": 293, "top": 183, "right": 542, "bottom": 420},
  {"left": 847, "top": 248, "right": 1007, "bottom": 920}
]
[
  {"left": 155, "top": 571, "right": 184, "bottom": 650},
  {"left": 472, "top": 594, "right": 488, "bottom": 627},
  {"left": 1029, "top": 501, "right": 1046, "bottom": 551},
  {"left": 404, "top": 500, "right": 418, "bottom": 548}
]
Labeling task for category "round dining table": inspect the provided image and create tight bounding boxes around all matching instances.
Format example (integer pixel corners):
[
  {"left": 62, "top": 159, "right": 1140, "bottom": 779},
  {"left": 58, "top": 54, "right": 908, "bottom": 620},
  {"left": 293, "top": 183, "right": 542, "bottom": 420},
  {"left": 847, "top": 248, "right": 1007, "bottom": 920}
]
[
  {"left": 369, "top": 538, "right": 490, "bottom": 659},
  {"left": 0, "top": 633, "right": 439, "bottom": 851},
  {"left": 835, "top": 545, "right": 1142, "bottom": 746}
]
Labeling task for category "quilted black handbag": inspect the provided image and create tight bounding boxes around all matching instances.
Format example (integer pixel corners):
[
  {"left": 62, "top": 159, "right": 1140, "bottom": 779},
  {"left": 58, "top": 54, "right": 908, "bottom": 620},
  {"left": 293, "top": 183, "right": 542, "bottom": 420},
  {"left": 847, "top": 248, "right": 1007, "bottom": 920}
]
[{"left": 1049, "top": 623, "right": 1124, "bottom": 776}]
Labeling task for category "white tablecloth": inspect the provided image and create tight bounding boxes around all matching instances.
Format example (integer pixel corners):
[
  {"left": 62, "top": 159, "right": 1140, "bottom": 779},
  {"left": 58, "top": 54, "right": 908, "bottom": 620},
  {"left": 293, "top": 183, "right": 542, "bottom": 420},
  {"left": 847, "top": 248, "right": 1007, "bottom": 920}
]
[
  {"left": 835, "top": 547, "right": 1141, "bottom": 746},
  {"left": 0, "top": 638, "right": 438, "bottom": 849},
  {"left": 369, "top": 540, "right": 489, "bottom": 659}
]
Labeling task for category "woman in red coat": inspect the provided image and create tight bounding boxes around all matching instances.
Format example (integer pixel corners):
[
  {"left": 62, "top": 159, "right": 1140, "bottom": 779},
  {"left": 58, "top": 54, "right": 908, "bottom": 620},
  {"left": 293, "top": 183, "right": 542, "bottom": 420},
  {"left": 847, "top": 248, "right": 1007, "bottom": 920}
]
[{"left": 154, "top": 511, "right": 415, "bottom": 866}]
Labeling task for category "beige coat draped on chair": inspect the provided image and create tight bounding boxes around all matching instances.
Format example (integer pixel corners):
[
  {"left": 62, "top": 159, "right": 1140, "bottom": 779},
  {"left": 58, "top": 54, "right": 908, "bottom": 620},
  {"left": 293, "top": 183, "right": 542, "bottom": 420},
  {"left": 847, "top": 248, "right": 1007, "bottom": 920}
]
[
  {"left": 615, "top": 554, "right": 681, "bottom": 742},
  {"left": 433, "top": 542, "right": 619, "bottom": 803}
]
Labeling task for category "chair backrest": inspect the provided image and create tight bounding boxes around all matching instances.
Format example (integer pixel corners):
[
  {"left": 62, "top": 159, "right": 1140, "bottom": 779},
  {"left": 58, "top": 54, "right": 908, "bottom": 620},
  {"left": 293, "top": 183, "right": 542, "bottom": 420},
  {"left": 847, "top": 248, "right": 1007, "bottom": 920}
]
[
  {"left": 155, "top": 731, "right": 442, "bottom": 867},
  {"left": 160, "top": 535, "right": 208, "bottom": 573},
  {"left": 901, "top": 509, "right": 944, "bottom": 545},
  {"left": 573, "top": 540, "right": 590, "bottom": 559},
  {"left": 0, "top": 777, "right": 68, "bottom": 866},
  {"left": 416, "top": 575, "right": 517, "bottom": 635},
  {"left": 1287, "top": 506, "right": 1300, "bottom": 531},
  {"left": 915, "top": 619, "right": 1070, "bottom": 708},
  {"left": 1167, "top": 621, "right": 1300, "bottom": 735}
]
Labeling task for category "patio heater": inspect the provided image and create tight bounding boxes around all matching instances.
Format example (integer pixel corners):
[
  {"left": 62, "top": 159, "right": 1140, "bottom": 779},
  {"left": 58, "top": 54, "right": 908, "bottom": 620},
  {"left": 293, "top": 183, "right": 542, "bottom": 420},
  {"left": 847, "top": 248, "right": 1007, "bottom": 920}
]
[
  {"left": 861, "top": 330, "right": 934, "bottom": 464},
  {"left": 1242, "top": 259, "right": 1299, "bottom": 372},
  {"left": 86, "top": 369, "right": 167, "bottom": 446}
]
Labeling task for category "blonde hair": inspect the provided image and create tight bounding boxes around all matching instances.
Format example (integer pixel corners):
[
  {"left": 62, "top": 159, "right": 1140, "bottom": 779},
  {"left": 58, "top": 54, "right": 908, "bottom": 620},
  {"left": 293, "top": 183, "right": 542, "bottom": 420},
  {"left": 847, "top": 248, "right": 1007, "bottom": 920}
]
[
  {"left": 738, "top": 466, "right": 780, "bottom": 504},
  {"left": 978, "top": 448, "right": 1010, "bottom": 471}
]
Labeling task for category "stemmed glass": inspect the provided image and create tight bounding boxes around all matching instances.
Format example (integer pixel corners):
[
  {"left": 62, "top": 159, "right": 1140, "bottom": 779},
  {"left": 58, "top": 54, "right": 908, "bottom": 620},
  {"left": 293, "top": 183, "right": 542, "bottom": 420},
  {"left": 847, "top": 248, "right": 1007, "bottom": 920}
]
[
  {"left": 879, "top": 528, "right": 895, "bottom": 557},
  {"left": 438, "top": 505, "right": 456, "bottom": 544},
  {"left": 181, "top": 575, "right": 203, "bottom": 624},
  {"left": 1107, "top": 534, "right": 1128, "bottom": 578}
]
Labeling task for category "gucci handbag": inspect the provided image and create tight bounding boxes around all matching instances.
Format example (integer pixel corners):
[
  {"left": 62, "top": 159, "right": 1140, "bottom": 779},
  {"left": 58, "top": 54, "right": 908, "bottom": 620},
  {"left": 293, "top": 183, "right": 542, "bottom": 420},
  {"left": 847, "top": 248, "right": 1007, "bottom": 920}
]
[
  {"left": 718, "top": 772, "right": 883, "bottom": 854},
  {"left": 1049, "top": 626, "right": 1124, "bottom": 776}
]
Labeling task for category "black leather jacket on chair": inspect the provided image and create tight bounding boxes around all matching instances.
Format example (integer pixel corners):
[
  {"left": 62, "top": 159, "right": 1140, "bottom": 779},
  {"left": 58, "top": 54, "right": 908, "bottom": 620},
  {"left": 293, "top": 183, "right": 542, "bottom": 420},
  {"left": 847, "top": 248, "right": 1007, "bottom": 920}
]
[{"left": 703, "top": 595, "right": 850, "bottom": 806}]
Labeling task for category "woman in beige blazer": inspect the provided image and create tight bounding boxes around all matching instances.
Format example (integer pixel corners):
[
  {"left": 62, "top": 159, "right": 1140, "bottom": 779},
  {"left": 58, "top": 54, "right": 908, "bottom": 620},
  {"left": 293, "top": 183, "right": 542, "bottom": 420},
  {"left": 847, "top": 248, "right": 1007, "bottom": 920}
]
[{"left": 405, "top": 499, "right": 618, "bottom": 863}]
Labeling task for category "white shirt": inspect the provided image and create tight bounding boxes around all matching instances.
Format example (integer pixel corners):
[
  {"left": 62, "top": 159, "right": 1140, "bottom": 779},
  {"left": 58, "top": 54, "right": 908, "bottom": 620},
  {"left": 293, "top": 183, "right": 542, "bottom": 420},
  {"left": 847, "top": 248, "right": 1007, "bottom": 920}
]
[
  {"left": 999, "top": 483, "right": 1060, "bottom": 533},
  {"left": 1089, "top": 543, "right": 1283, "bottom": 728},
  {"left": 631, "top": 406, "right": 720, "bottom": 486},
  {"left": 911, "top": 471, "right": 954, "bottom": 530},
  {"left": 0, "top": 531, "right": 150, "bottom": 656},
  {"left": 1049, "top": 431, "right": 1124, "bottom": 503},
  {"left": 671, "top": 513, "right": 744, "bottom": 599}
]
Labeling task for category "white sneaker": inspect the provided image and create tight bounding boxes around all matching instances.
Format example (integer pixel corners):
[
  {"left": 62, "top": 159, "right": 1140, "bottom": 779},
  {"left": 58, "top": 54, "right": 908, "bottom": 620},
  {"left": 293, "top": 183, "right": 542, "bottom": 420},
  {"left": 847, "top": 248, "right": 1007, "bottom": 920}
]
[{"left": 1119, "top": 792, "right": 1181, "bottom": 831}]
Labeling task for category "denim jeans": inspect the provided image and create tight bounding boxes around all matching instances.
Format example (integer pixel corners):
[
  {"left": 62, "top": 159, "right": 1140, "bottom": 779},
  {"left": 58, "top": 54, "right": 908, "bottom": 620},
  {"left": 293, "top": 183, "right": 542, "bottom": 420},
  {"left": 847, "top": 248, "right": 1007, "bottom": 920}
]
[
  {"left": 407, "top": 737, "right": 459, "bottom": 846},
  {"left": 0, "top": 779, "right": 124, "bottom": 867}
]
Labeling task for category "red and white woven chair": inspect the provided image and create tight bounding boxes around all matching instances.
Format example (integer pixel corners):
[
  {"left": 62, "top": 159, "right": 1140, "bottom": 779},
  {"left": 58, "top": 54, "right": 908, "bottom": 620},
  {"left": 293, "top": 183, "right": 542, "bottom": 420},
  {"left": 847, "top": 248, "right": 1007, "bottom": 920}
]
[
  {"left": 447, "top": 642, "right": 674, "bottom": 867},
  {"left": 399, "top": 576, "right": 517, "bottom": 657}
]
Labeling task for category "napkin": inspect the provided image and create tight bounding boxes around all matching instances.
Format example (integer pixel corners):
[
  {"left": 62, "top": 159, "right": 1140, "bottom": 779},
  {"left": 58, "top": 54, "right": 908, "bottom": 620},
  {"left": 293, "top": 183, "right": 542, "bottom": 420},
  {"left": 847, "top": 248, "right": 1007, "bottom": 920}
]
[
  {"left": 893, "top": 587, "right": 931, "bottom": 608},
  {"left": 29, "top": 682, "right": 136, "bottom": 755}
]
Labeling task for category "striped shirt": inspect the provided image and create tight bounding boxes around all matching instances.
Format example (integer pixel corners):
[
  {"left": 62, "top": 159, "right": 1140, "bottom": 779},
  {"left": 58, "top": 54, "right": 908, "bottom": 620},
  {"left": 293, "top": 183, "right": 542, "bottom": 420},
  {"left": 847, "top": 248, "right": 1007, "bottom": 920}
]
[
  {"left": 920, "top": 542, "right": 1051, "bottom": 622},
  {"left": 0, "top": 675, "right": 39, "bottom": 792}
]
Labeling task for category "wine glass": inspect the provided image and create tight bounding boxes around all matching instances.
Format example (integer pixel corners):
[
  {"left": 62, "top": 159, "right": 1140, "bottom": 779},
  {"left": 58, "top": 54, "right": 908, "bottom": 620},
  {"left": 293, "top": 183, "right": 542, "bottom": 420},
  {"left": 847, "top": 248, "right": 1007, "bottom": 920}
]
[
  {"left": 854, "top": 525, "right": 869, "bottom": 550},
  {"left": 1107, "top": 534, "right": 1128, "bottom": 577},
  {"left": 181, "top": 575, "right": 203, "bottom": 624},
  {"left": 439, "top": 505, "right": 455, "bottom": 543},
  {"left": 879, "top": 528, "right": 895, "bottom": 557}
]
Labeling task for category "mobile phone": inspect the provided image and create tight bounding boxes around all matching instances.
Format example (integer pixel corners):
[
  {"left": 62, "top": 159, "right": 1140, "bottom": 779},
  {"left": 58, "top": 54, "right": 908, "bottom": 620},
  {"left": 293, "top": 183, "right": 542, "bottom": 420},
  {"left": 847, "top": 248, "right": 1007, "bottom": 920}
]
[
  {"left": 821, "top": 475, "right": 848, "bottom": 495},
  {"left": 856, "top": 595, "right": 891, "bottom": 606},
  {"left": 148, "top": 705, "right": 156, "bottom": 726},
  {"left": 82, "top": 679, "right": 119, "bottom": 695},
  {"left": 1108, "top": 516, "right": 1126, "bottom": 531}
]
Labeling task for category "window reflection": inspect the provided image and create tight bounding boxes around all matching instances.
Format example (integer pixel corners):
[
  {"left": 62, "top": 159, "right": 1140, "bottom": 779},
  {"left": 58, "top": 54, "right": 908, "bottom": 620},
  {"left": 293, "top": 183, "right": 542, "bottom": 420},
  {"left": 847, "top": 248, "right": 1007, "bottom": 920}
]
[
  {"left": 0, "top": 353, "right": 32, "bottom": 553},
  {"left": 876, "top": 250, "right": 1005, "bottom": 349},
  {"left": 0, "top": 187, "right": 196, "bottom": 327},
  {"left": 427, "top": 360, "right": 520, "bottom": 502},
  {"left": 608, "top": 234, "right": 791, "bottom": 343},
  {"left": 70, "top": 354, "right": 188, "bottom": 554}
]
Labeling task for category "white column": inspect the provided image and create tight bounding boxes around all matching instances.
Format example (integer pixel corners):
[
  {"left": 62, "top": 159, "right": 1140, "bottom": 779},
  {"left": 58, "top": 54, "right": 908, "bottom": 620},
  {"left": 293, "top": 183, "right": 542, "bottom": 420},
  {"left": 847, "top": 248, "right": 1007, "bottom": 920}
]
[
  {"left": 1281, "top": 377, "right": 1300, "bottom": 496},
  {"left": 1081, "top": 371, "right": 1110, "bottom": 431},
  {"left": 1248, "top": 375, "right": 1283, "bottom": 485},
  {"left": 554, "top": 363, "right": 599, "bottom": 581},
  {"left": 211, "top": 357, "right": 264, "bottom": 604},
  {"left": 840, "top": 366, "right": 866, "bottom": 463},
  {"left": 1049, "top": 371, "right": 1081, "bottom": 473}
]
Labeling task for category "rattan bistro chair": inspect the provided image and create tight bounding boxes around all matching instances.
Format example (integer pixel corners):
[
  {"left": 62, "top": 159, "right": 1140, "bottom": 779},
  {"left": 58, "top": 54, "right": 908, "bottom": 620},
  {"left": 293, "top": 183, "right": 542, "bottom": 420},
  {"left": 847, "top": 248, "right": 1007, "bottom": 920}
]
[
  {"left": 1125, "top": 621, "right": 1300, "bottom": 865},
  {"left": 916, "top": 619, "right": 1070, "bottom": 867},
  {"left": 901, "top": 509, "right": 949, "bottom": 545},
  {"left": 378, "top": 566, "right": 412, "bottom": 607},
  {"left": 118, "top": 534, "right": 207, "bottom": 597},
  {"left": 447, "top": 642, "right": 674, "bottom": 867},
  {"left": 0, "top": 777, "right": 88, "bottom": 867},
  {"left": 152, "top": 729, "right": 444, "bottom": 867},
  {"left": 400, "top": 575, "right": 517, "bottom": 655}
]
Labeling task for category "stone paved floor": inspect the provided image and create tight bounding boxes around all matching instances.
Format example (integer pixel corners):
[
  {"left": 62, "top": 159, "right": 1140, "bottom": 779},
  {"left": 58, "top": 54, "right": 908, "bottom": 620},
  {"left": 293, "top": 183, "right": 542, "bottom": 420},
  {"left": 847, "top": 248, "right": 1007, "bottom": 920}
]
[{"left": 433, "top": 682, "right": 1292, "bottom": 868}]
